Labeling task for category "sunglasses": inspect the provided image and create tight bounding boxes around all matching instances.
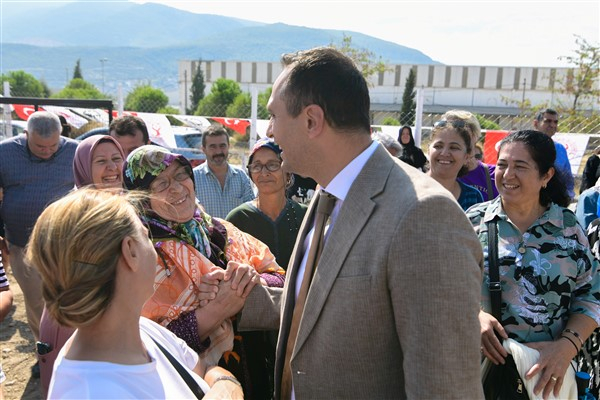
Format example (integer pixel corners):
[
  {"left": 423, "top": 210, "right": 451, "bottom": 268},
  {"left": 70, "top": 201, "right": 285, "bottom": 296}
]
[{"left": 434, "top": 120, "right": 467, "bottom": 129}]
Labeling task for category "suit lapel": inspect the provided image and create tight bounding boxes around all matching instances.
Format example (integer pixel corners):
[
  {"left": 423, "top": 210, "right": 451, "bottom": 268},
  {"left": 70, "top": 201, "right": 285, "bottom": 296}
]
[{"left": 292, "top": 145, "right": 393, "bottom": 355}]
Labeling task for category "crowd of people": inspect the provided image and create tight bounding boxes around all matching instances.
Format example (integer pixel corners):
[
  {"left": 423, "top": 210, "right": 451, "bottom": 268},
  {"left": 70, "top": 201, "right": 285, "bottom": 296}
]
[{"left": 0, "top": 46, "right": 598, "bottom": 400}]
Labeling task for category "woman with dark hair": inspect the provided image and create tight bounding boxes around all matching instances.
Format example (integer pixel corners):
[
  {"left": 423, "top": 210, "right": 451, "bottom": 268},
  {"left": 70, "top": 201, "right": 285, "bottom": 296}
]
[
  {"left": 397, "top": 125, "right": 427, "bottom": 171},
  {"left": 467, "top": 130, "right": 599, "bottom": 399},
  {"left": 427, "top": 119, "right": 483, "bottom": 211}
]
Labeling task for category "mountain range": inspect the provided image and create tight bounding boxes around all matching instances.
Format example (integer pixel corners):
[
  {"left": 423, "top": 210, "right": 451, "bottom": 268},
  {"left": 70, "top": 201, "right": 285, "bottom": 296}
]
[{"left": 1, "top": 1, "right": 438, "bottom": 100}]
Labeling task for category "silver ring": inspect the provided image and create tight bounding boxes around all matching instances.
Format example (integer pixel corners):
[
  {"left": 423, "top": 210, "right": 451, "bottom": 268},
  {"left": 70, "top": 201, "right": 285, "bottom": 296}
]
[{"left": 551, "top": 376, "right": 558, "bottom": 382}]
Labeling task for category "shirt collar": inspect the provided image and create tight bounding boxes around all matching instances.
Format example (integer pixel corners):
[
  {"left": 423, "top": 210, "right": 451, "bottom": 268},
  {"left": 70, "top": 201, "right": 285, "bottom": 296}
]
[
  {"left": 483, "top": 197, "right": 564, "bottom": 230},
  {"left": 323, "top": 140, "right": 378, "bottom": 201}
]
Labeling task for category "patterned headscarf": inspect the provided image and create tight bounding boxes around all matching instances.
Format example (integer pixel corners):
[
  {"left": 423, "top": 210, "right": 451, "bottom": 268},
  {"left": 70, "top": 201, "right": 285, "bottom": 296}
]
[
  {"left": 122, "top": 145, "right": 226, "bottom": 265},
  {"left": 123, "top": 145, "right": 193, "bottom": 191},
  {"left": 73, "top": 135, "right": 125, "bottom": 188}
]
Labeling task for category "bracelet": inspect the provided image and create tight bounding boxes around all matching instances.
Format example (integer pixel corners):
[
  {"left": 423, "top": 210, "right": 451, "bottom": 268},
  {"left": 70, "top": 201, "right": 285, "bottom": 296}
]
[
  {"left": 564, "top": 328, "right": 584, "bottom": 347},
  {"left": 213, "top": 375, "right": 242, "bottom": 387},
  {"left": 560, "top": 334, "right": 580, "bottom": 353}
]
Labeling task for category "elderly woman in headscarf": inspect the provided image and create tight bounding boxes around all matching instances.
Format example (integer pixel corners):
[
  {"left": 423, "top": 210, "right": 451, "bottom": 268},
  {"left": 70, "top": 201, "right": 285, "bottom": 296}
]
[
  {"left": 37, "top": 134, "right": 127, "bottom": 396},
  {"left": 123, "top": 145, "right": 285, "bottom": 397}
]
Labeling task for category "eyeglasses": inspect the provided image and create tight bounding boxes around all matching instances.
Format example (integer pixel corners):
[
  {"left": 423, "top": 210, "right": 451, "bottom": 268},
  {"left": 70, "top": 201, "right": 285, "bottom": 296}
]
[
  {"left": 434, "top": 120, "right": 467, "bottom": 129},
  {"left": 248, "top": 161, "right": 282, "bottom": 174},
  {"left": 150, "top": 167, "right": 192, "bottom": 193}
]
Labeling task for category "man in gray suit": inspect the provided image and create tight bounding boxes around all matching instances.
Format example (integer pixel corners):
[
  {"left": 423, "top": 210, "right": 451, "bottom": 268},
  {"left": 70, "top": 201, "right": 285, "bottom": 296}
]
[{"left": 234, "top": 47, "right": 484, "bottom": 399}]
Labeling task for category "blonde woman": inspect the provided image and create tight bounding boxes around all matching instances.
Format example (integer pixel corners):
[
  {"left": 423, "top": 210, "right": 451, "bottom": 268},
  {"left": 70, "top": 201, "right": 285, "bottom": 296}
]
[{"left": 26, "top": 189, "right": 242, "bottom": 399}]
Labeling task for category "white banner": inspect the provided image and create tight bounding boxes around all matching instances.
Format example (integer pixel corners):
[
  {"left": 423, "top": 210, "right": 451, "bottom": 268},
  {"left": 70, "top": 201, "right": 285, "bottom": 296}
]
[
  {"left": 136, "top": 112, "right": 175, "bottom": 149},
  {"left": 554, "top": 133, "right": 590, "bottom": 175}
]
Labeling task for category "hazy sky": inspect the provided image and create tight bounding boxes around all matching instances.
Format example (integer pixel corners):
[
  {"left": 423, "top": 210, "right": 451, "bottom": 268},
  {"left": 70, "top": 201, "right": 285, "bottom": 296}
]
[{"left": 136, "top": 0, "right": 599, "bottom": 67}]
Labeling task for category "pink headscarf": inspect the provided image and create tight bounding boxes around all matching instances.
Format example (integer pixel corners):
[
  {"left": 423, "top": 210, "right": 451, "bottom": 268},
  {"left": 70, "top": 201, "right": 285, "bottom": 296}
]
[{"left": 73, "top": 135, "right": 125, "bottom": 188}]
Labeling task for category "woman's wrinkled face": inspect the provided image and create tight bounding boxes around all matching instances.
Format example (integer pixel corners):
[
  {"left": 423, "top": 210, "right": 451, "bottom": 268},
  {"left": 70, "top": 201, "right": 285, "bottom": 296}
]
[
  {"left": 249, "top": 148, "right": 285, "bottom": 196},
  {"left": 149, "top": 162, "right": 196, "bottom": 223},
  {"left": 91, "top": 142, "right": 124, "bottom": 189},
  {"left": 427, "top": 128, "right": 469, "bottom": 179},
  {"left": 495, "top": 142, "right": 553, "bottom": 207}
]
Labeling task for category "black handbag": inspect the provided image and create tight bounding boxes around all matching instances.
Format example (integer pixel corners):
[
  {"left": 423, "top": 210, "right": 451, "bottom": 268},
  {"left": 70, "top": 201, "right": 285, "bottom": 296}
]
[{"left": 481, "top": 220, "right": 530, "bottom": 400}]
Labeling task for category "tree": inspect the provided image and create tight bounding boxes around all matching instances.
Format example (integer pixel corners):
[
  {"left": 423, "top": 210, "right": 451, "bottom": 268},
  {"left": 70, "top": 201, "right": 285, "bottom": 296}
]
[
  {"left": 125, "top": 84, "right": 169, "bottom": 113},
  {"left": 73, "top": 59, "right": 83, "bottom": 80},
  {"left": 558, "top": 35, "right": 600, "bottom": 111},
  {"left": 194, "top": 78, "right": 242, "bottom": 117},
  {"left": 187, "top": 60, "right": 206, "bottom": 114},
  {"left": 226, "top": 87, "right": 271, "bottom": 119},
  {"left": 399, "top": 68, "right": 416, "bottom": 125},
  {"left": 51, "top": 78, "right": 106, "bottom": 99},
  {"left": 330, "top": 34, "right": 390, "bottom": 84},
  {"left": 0, "top": 70, "right": 50, "bottom": 97}
]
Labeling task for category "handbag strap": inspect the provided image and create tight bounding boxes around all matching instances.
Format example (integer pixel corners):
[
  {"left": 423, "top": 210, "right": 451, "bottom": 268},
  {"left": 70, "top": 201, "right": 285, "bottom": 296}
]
[
  {"left": 151, "top": 337, "right": 205, "bottom": 399},
  {"left": 486, "top": 220, "right": 502, "bottom": 321}
]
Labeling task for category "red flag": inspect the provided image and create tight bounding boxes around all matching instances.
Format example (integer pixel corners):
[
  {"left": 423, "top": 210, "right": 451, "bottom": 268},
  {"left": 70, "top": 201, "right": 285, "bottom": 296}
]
[
  {"left": 483, "top": 130, "right": 509, "bottom": 165},
  {"left": 13, "top": 104, "right": 43, "bottom": 121},
  {"left": 211, "top": 117, "right": 250, "bottom": 135}
]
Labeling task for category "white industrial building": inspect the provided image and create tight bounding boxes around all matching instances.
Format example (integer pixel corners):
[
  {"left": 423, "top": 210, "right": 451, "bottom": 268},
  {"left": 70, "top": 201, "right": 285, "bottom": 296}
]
[{"left": 178, "top": 60, "right": 599, "bottom": 120}]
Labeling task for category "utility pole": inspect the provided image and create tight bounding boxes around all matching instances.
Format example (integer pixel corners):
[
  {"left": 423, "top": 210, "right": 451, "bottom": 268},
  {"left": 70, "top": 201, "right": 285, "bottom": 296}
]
[{"left": 100, "top": 58, "right": 108, "bottom": 93}]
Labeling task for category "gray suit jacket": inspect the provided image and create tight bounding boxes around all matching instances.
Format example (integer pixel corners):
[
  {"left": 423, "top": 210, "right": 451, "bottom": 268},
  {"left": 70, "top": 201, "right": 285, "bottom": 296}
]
[{"left": 240, "top": 145, "right": 484, "bottom": 399}]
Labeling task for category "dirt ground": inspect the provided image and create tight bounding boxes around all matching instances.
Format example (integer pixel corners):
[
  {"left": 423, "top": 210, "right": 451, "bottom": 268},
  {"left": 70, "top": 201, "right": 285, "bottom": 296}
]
[{"left": 1, "top": 267, "right": 41, "bottom": 400}]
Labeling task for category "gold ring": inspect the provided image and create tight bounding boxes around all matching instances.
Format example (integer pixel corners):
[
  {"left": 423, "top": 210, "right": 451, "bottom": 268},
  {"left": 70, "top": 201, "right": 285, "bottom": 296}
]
[{"left": 551, "top": 376, "right": 558, "bottom": 381}]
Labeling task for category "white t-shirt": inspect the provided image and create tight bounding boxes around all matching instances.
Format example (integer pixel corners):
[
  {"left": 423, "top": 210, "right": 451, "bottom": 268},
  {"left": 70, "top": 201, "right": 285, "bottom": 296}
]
[{"left": 48, "top": 317, "right": 211, "bottom": 399}]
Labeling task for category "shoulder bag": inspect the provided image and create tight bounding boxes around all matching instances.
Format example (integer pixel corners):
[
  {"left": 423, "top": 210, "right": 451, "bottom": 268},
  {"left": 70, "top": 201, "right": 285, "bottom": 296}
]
[{"left": 481, "top": 220, "right": 530, "bottom": 400}]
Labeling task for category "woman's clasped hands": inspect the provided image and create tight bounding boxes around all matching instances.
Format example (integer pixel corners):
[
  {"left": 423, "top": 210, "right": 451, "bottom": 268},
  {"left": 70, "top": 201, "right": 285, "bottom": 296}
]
[{"left": 198, "top": 261, "right": 263, "bottom": 308}]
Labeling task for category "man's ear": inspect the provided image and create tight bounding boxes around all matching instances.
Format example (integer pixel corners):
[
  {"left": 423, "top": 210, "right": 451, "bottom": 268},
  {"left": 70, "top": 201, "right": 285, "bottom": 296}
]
[
  {"left": 120, "top": 236, "right": 139, "bottom": 272},
  {"left": 304, "top": 104, "right": 325, "bottom": 139}
]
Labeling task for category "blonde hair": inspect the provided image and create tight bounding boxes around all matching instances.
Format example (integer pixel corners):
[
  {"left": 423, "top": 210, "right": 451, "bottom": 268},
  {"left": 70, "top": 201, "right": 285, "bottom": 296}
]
[
  {"left": 26, "top": 188, "right": 146, "bottom": 328},
  {"left": 442, "top": 109, "right": 482, "bottom": 147}
]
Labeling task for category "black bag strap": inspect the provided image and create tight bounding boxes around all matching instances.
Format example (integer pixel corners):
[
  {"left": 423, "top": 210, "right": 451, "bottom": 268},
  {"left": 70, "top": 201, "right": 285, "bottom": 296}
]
[
  {"left": 487, "top": 220, "right": 502, "bottom": 321},
  {"left": 151, "top": 337, "right": 205, "bottom": 399}
]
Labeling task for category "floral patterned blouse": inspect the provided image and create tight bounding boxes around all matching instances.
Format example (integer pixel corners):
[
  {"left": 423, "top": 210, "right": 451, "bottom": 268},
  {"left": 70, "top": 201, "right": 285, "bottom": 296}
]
[{"left": 467, "top": 197, "right": 600, "bottom": 344}]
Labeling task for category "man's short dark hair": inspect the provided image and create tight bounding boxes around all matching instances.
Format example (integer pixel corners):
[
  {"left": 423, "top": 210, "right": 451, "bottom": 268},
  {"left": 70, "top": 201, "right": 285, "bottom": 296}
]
[
  {"left": 535, "top": 108, "right": 559, "bottom": 122},
  {"left": 280, "top": 47, "right": 371, "bottom": 134},
  {"left": 202, "top": 124, "right": 229, "bottom": 148},
  {"left": 109, "top": 115, "right": 149, "bottom": 143}
]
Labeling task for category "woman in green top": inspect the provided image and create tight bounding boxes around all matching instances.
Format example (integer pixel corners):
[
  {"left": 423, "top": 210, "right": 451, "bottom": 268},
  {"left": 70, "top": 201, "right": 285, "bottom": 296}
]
[{"left": 226, "top": 137, "right": 307, "bottom": 399}]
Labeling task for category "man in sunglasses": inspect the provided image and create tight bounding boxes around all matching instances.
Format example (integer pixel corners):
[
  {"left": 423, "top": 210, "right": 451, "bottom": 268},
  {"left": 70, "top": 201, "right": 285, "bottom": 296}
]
[{"left": 533, "top": 108, "right": 575, "bottom": 200}]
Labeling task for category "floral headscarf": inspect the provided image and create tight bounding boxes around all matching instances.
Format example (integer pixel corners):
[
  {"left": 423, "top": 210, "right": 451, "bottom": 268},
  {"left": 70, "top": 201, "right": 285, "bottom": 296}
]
[{"left": 123, "top": 145, "right": 227, "bottom": 267}]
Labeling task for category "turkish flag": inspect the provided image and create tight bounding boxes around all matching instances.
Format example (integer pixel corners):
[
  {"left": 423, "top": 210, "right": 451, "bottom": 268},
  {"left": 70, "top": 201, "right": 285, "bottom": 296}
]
[
  {"left": 211, "top": 117, "right": 250, "bottom": 135},
  {"left": 13, "top": 104, "right": 42, "bottom": 121}
]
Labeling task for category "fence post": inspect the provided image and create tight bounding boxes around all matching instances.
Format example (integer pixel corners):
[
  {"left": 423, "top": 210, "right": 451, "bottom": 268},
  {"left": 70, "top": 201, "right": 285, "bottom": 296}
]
[
  {"left": 2, "top": 82, "right": 12, "bottom": 138},
  {"left": 414, "top": 87, "right": 424, "bottom": 147},
  {"left": 249, "top": 85, "right": 258, "bottom": 151}
]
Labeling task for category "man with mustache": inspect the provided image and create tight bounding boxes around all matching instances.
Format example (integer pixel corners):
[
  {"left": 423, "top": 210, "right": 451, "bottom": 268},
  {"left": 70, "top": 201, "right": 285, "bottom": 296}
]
[{"left": 193, "top": 124, "right": 254, "bottom": 218}]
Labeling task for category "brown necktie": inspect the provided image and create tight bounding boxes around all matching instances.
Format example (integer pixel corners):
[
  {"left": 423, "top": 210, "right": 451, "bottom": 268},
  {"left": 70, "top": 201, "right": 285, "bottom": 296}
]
[{"left": 281, "top": 191, "right": 336, "bottom": 400}]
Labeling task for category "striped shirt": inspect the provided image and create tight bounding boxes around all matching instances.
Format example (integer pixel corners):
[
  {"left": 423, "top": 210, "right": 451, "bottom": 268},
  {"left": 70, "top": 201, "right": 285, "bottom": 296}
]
[
  {"left": 0, "top": 254, "right": 8, "bottom": 290},
  {"left": 193, "top": 163, "right": 255, "bottom": 219}
]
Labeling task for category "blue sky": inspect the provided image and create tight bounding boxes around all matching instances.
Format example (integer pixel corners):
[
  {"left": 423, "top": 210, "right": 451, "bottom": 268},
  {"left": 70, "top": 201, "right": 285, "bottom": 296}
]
[{"left": 136, "top": 0, "right": 599, "bottom": 67}]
